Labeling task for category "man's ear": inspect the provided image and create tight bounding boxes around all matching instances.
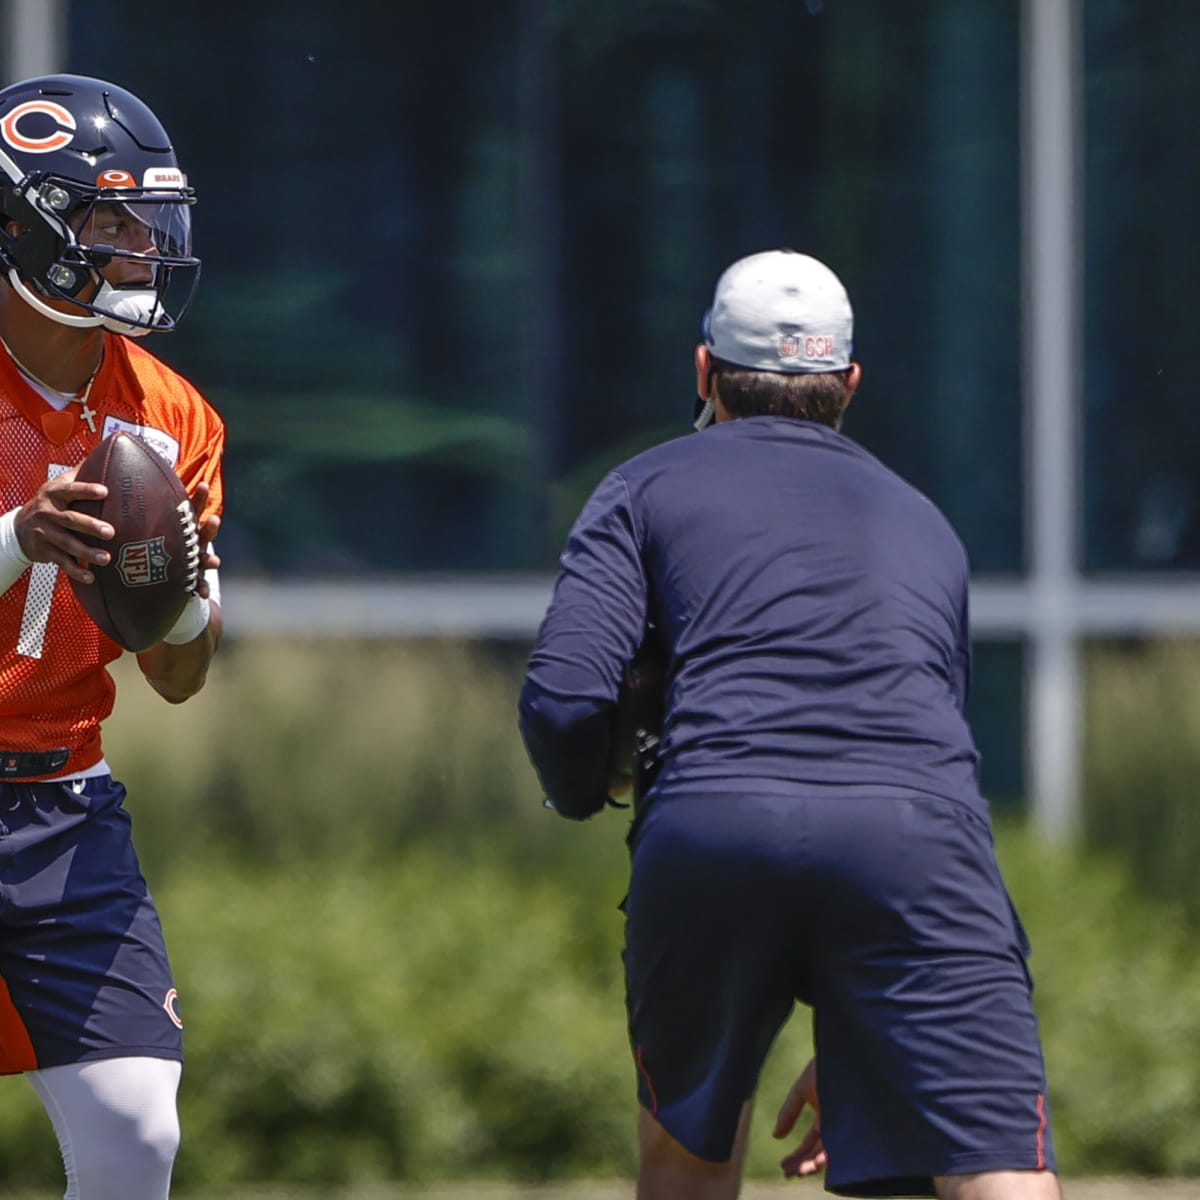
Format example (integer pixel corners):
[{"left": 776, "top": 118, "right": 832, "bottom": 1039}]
[
  {"left": 843, "top": 362, "right": 862, "bottom": 407},
  {"left": 694, "top": 343, "right": 713, "bottom": 400},
  {"left": 693, "top": 344, "right": 723, "bottom": 429},
  {"left": 831, "top": 362, "right": 862, "bottom": 431}
]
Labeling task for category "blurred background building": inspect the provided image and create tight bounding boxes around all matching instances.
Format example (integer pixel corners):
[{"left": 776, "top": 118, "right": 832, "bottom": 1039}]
[{"left": 5, "top": 0, "right": 1200, "bottom": 829}]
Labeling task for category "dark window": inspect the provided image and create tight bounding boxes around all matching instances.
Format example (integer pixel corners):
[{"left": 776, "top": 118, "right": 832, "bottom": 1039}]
[
  {"left": 1083, "top": 0, "right": 1200, "bottom": 571},
  {"left": 71, "top": 0, "right": 1022, "bottom": 576}
]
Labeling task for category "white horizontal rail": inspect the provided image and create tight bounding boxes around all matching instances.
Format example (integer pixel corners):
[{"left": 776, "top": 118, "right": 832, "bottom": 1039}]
[
  {"left": 972, "top": 580, "right": 1200, "bottom": 635},
  {"left": 222, "top": 577, "right": 558, "bottom": 639},
  {"left": 221, "top": 576, "right": 1200, "bottom": 640}
]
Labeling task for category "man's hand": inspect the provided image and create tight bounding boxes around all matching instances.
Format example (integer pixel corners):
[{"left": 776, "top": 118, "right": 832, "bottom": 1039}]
[
  {"left": 135, "top": 478, "right": 222, "bottom": 704},
  {"left": 189, "top": 480, "right": 221, "bottom": 596},
  {"left": 774, "top": 1057, "right": 827, "bottom": 1179},
  {"left": 15, "top": 465, "right": 112, "bottom": 583},
  {"left": 609, "top": 772, "right": 633, "bottom": 800}
]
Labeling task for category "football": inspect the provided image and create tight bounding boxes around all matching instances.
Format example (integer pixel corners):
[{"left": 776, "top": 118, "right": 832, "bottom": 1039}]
[
  {"left": 609, "top": 627, "right": 668, "bottom": 797},
  {"left": 69, "top": 432, "right": 199, "bottom": 652}
]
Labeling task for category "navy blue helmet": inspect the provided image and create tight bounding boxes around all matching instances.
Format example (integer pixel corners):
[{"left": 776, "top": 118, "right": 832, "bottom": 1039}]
[{"left": 0, "top": 74, "right": 199, "bottom": 335}]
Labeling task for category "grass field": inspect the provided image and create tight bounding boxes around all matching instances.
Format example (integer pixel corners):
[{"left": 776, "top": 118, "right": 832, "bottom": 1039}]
[{"left": 10, "top": 1182, "right": 1200, "bottom": 1200}]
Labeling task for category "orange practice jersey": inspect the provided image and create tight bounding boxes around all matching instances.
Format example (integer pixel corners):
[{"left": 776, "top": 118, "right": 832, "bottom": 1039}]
[{"left": 0, "top": 334, "right": 225, "bottom": 777}]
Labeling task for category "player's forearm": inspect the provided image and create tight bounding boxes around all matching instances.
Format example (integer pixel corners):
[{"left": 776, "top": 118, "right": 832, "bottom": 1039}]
[
  {"left": 0, "top": 509, "right": 32, "bottom": 597},
  {"left": 518, "top": 683, "right": 612, "bottom": 819},
  {"left": 137, "top": 600, "right": 222, "bottom": 703}
]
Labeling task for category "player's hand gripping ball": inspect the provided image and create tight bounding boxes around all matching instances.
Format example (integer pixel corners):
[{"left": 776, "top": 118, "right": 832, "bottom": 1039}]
[{"left": 69, "top": 432, "right": 200, "bottom": 651}]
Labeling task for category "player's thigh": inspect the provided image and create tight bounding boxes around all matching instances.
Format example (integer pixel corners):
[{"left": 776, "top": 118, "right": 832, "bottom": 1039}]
[
  {"left": 624, "top": 793, "right": 806, "bottom": 1164},
  {"left": 808, "top": 793, "right": 1053, "bottom": 1195},
  {"left": 28, "top": 1057, "right": 181, "bottom": 1200},
  {"left": 0, "top": 777, "right": 183, "bottom": 1073}
]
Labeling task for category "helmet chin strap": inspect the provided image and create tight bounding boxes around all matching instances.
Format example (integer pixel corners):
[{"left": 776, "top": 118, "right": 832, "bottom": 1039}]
[
  {"left": 7, "top": 270, "right": 104, "bottom": 329},
  {"left": 7, "top": 270, "right": 159, "bottom": 337},
  {"left": 97, "top": 287, "right": 161, "bottom": 337}
]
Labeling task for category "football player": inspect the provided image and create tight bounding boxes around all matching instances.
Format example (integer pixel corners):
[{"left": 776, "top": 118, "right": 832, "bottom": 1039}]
[{"left": 0, "top": 74, "right": 223, "bottom": 1199}]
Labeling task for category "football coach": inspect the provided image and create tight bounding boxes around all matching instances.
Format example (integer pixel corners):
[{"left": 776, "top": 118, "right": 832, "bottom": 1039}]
[{"left": 519, "top": 250, "right": 1061, "bottom": 1200}]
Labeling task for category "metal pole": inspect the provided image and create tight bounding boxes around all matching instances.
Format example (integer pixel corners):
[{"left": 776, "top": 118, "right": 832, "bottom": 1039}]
[
  {"left": 2, "top": 0, "right": 66, "bottom": 83},
  {"left": 1022, "top": 0, "right": 1083, "bottom": 839}
]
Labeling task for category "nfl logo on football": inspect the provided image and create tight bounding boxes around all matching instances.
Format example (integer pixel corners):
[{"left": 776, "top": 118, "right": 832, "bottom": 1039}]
[{"left": 117, "top": 538, "right": 171, "bottom": 588}]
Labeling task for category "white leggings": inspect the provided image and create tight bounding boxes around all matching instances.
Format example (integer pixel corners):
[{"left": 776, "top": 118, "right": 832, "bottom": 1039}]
[{"left": 26, "top": 1056, "right": 182, "bottom": 1200}]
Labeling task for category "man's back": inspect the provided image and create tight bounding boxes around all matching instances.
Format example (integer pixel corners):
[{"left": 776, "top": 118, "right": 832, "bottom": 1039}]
[
  {"left": 626, "top": 415, "right": 980, "bottom": 803},
  {"left": 521, "top": 413, "right": 982, "bottom": 816}
]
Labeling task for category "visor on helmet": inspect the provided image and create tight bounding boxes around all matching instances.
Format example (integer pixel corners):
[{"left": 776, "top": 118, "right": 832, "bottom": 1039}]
[{"left": 5, "top": 174, "right": 199, "bottom": 334}]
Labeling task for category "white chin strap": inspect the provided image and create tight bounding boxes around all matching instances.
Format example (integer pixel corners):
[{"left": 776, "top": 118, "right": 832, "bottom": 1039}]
[
  {"left": 8, "top": 269, "right": 159, "bottom": 337},
  {"left": 693, "top": 398, "right": 716, "bottom": 431},
  {"left": 98, "top": 287, "right": 161, "bottom": 337},
  {"left": 8, "top": 270, "right": 101, "bottom": 328}
]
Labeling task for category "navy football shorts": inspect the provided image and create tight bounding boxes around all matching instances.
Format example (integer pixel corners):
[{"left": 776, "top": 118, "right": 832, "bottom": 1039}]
[
  {"left": 0, "top": 775, "right": 182, "bottom": 1074},
  {"left": 623, "top": 788, "right": 1054, "bottom": 1198}
]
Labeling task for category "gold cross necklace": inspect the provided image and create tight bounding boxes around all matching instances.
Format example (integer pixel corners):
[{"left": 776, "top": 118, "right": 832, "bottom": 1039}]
[{"left": 0, "top": 335, "right": 101, "bottom": 433}]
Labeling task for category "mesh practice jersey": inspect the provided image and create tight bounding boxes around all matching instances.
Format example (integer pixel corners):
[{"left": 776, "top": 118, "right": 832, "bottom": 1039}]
[{"left": 0, "top": 334, "right": 225, "bottom": 777}]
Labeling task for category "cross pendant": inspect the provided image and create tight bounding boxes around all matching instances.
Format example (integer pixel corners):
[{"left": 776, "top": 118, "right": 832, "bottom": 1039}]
[{"left": 77, "top": 399, "right": 98, "bottom": 434}]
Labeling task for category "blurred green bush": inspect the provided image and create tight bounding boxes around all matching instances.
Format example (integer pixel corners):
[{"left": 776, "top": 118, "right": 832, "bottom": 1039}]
[
  {"left": 0, "top": 638, "right": 1196, "bottom": 1189},
  {"left": 1084, "top": 638, "right": 1200, "bottom": 919}
]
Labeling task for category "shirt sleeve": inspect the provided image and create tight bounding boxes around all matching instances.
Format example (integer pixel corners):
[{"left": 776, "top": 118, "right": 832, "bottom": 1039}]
[
  {"left": 518, "top": 470, "right": 648, "bottom": 820},
  {"left": 174, "top": 385, "right": 226, "bottom": 525}
]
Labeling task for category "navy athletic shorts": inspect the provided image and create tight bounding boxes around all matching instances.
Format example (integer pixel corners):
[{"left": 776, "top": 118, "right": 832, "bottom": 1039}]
[
  {"left": 0, "top": 775, "right": 182, "bottom": 1074},
  {"left": 623, "top": 788, "right": 1054, "bottom": 1198}
]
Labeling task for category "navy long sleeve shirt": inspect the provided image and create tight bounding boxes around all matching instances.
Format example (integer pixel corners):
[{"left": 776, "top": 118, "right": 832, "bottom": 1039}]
[{"left": 518, "top": 416, "right": 982, "bottom": 820}]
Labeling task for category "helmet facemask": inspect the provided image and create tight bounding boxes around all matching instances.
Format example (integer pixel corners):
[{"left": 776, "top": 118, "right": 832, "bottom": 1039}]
[{"left": 0, "top": 174, "right": 199, "bottom": 336}]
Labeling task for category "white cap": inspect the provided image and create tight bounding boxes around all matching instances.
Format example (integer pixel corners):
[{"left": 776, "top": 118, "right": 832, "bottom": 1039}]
[{"left": 702, "top": 249, "right": 854, "bottom": 374}]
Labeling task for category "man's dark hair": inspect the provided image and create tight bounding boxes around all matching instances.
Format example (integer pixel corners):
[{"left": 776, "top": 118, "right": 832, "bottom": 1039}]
[{"left": 711, "top": 358, "right": 851, "bottom": 429}]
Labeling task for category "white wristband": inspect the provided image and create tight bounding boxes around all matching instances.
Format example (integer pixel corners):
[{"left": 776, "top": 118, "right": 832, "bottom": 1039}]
[
  {"left": 162, "top": 592, "right": 211, "bottom": 645},
  {"left": 0, "top": 508, "right": 32, "bottom": 597}
]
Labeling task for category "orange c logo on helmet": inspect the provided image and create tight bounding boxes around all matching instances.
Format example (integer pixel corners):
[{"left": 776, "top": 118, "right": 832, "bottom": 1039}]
[
  {"left": 1, "top": 100, "right": 77, "bottom": 154},
  {"left": 97, "top": 169, "right": 136, "bottom": 188}
]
